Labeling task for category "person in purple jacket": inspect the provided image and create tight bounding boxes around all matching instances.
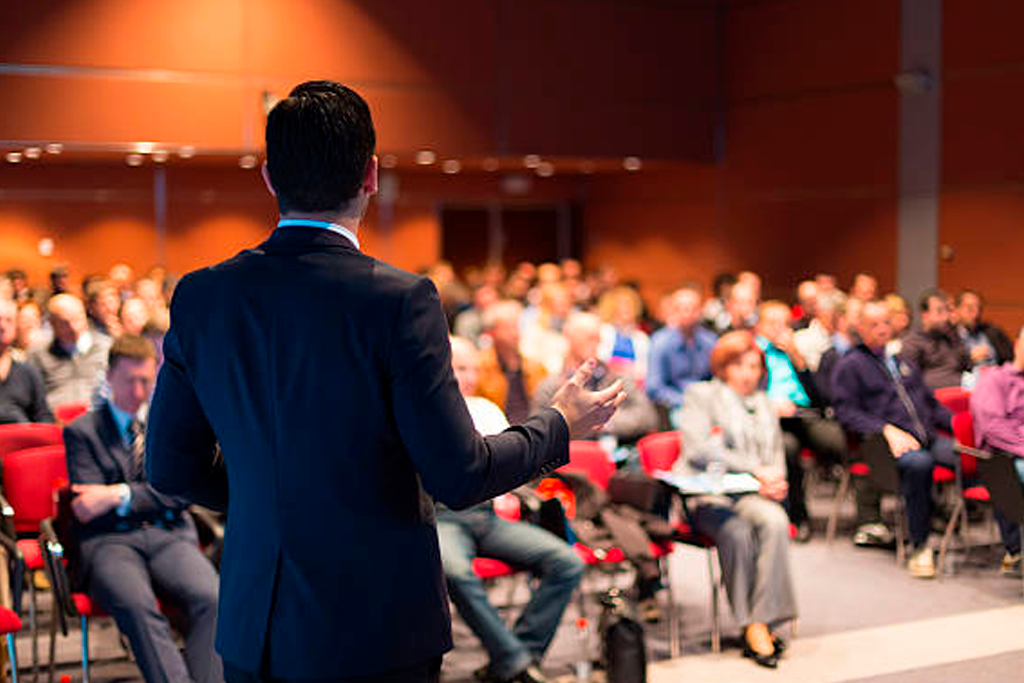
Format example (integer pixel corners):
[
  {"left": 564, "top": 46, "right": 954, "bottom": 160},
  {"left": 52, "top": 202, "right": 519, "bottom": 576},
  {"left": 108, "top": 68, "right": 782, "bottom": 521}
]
[{"left": 831, "top": 300, "right": 956, "bottom": 579}]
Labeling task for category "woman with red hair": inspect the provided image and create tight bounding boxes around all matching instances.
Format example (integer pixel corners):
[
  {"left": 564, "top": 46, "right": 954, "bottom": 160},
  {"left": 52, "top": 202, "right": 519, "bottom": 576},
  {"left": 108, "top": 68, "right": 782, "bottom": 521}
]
[{"left": 676, "top": 331, "right": 797, "bottom": 669}]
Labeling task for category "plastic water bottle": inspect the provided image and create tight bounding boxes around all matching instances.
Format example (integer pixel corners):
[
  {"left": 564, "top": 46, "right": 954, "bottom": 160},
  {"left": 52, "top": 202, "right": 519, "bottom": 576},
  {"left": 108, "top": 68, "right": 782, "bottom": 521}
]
[
  {"left": 574, "top": 617, "right": 592, "bottom": 682},
  {"left": 707, "top": 426, "right": 727, "bottom": 493}
]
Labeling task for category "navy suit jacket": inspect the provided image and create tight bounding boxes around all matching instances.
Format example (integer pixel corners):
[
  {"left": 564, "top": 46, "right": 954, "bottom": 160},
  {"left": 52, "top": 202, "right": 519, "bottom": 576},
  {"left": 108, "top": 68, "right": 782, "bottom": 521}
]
[{"left": 146, "top": 226, "right": 569, "bottom": 678}]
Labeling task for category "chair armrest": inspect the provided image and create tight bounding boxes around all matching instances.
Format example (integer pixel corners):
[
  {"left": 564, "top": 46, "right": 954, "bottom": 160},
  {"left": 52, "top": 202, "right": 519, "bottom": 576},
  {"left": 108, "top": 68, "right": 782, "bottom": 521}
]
[
  {"left": 38, "top": 518, "right": 71, "bottom": 635},
  {"left": 0, "top": 494, "right": 15, "bottom": 540},
  {"left": 954, "top": 442, "right": 992, "bottom": 460}
]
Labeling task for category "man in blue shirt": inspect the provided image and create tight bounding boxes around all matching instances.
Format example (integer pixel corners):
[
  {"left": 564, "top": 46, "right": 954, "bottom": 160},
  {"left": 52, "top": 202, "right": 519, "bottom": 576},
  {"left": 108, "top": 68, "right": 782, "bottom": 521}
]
[
  {"left": 755, "top": 302, "right": 847, "bottom": 542},
  {"left": 646, "top": 285, "right": 717, "bottom": 418}
]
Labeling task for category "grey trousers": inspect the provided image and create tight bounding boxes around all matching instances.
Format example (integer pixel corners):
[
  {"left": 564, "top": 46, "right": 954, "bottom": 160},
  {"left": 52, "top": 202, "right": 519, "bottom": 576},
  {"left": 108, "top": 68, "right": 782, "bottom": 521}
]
[{"left": 692, "top": 495, "right": 798, "bottom": 628}]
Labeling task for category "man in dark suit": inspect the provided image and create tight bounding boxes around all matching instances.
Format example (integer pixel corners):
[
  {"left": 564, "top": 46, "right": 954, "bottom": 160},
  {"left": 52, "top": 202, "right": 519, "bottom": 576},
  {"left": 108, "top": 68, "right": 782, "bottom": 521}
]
[
  {"left": 65, "top": 334, "right": 221, "bottom": 683},
  {"left": 146, "top": 80, "right": 623, "bottom": 683}
]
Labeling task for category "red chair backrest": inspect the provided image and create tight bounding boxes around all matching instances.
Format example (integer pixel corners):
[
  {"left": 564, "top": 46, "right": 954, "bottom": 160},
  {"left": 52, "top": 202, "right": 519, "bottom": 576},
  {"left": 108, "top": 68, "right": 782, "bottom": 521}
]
[
  {"left": 4, "top": 445, "right": 69, "bottom": 533},
  {"left": 560, "top": 440, "right": 616, "bottom": 491},
  {"left": 53, "top": 402, "right": 89, "bottom": 425},
  {"left": 952, "top": 411, "right": 979, "bottom": 479},
  {"left": 0, "top": 423, "right": 63, "bottom": 461},
  {"left": 637, "top": 431, "right": 682, "bottom": 475},
  {"left": 935, "top": 387, "right": 971, "bottom": 415}
]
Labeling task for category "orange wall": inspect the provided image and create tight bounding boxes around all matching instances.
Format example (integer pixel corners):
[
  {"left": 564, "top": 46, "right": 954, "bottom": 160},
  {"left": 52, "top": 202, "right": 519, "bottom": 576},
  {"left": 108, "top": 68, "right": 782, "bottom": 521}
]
[
  {"left": 940, "top": 0, "right": 1024, "bottom": 334},
  {"left": 0, "top": 0, "right": 716, "bottom": 161}
]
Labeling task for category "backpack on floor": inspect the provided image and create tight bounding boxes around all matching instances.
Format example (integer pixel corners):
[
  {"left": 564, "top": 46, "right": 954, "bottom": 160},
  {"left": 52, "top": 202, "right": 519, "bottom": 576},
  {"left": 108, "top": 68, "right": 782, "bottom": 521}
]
[{"left": 599, "top": 590, "right": 647, "bottom": 683}]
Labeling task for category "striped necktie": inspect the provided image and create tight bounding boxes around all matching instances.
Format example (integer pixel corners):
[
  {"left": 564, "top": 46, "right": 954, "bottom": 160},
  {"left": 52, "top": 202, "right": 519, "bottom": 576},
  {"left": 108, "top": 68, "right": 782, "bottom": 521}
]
[{"left": 128, "top": 419, "right": 146, "bottom": 481}]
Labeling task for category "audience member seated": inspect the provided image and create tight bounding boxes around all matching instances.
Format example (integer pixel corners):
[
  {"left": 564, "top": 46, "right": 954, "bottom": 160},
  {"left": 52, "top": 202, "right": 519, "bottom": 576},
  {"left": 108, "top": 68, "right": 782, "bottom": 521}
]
[
  {"left": 849, "top": 272, "right": 878, "bottom": 302},
  {"left": 476, "top": 300, "right": 548, "bottom": 424},
  {"left": 0, "top": 298, "right": 53, "bottom": 424},
  {"left": 713, "top": 280, "right": 759, "bottom": 336},
  {"left": 815, "top": 273, "right": 839, "bottom": 303},
  {"left": 901, "top": 288, "right": 971, "bottom": 390},
  {"left": 755, "top": 301, "right": 847, "bottom": 540},
  {"left": 596, "top": 285, "right": 650, "bottom": 386},
  {"left": 969, "top": 324, "right": 1024, "bottom": 576},
  {"left": 955, "top": 289, "right": 1013, "bottom": 378},
  {"left": 702, "top": 272, "right": 736, "bottom": 333},
  {"left": 85, "top": 278, "right": 122, "bottom": 342},
  {"left": 676, "top": 331, "right": 797, "bottom": 669},
  {"left": 884, "top": 293, "right": 911, "bottom": 356},
  {"left": 15, "top": 301, "right": 43, "bottom": 358},
  {"left": 832, "top": 300, "right": 957, "bottom": 578},
  {"left": 29, "top": 293, "right": 110, "bottom": 409},
  {"left": 521, "top": 282, "right": 571, "bottom": 375},
  {"left": 533, "top": 312, "right": 657, "bottom": 448},
  {"left": 794, "top": 293, "right": 841, "bottom": 372},
  {"left": 441, "top": 337, "right": 582, "bottom": 683},
  {"left": 121, "top": 297, "right": 150, "bottom": 337},
  {"left": 647, "top": 285, "right": 717, "bottom": 415},
  {"left": 813, "top": 298, "right": 863, "bottom": 406},
  {"left": 736, "top": 271, "right": 762, "bottom": 303},
  {"left": 64, "top": 335, "right": 221, "bottom": 683},
  {"left": 453, "top": 284, "right": 500, "bottom": 346},
  {"left": 792, "top": 280, "right": 818, "bottom": 331}
]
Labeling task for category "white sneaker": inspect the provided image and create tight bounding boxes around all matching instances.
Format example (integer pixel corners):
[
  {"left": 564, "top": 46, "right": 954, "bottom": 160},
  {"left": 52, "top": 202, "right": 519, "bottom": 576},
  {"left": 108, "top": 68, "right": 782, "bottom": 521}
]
[{"left": 908, "top": 546, "right": 935, "bottom": 579}]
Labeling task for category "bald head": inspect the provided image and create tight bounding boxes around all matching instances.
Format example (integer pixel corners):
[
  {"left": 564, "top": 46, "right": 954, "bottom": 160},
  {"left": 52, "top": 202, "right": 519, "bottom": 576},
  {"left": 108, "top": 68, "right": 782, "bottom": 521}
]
[
  {"left": 563, "top": 311, "right": 602, "bottom": 365},
  {"left": 48, "top": 294, "right": 88, "bottom": 347},
  {"left": 857, "top": 300, "right": 892, "bottom": 351},
  {"left": 450, "top": 336, "right": 480, "bottom": 397}
]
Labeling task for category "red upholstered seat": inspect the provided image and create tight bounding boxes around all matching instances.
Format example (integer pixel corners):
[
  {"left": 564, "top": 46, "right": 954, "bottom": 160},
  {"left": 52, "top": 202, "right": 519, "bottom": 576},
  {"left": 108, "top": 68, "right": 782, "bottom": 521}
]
[
  {"left": 560, "top": 441, "right": 616, "bottom": 491},
  {"left": 72, "top": 593, "right": 106, "bottom": 618},
  {"left": 53, "top": 402, "right": 89, "bottom": 425},
  {"left": 0, "top": 423, "right": 63, "bottom": 461},
  {"left": 849, "top": 462, "right": 871, "bottom": 477},
  {"left": 935, "top": 387, "right": 971, "bottom": 415},
  {"left": 637, "top": 431, "right": 682, "bottom": 474},
  {"left": 963, "top": 486, "right": 990, "bottom": 503},
  {"left": 4, "top": 445, "right": 69, "bottom": 533},
  {"left": 933, "top": 466, "right": 956, "bottom": 484},
  {"left": 17, "top": 538, "right": 42, "bottom": 571},
  {"left": 472, "top": 557, "right": 517, "bottom": 580},
  {"left": 573, "top": 543, "right": 626, "bottom": 565},
  {"left": 0, "top": 606, "right": 22, "bottom": 634}
]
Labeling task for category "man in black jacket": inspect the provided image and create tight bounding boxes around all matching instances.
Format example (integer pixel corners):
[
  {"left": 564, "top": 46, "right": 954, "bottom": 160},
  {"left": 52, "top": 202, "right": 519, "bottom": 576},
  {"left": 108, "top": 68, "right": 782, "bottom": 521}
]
[
  {"left": 832, "top": 301, "right": 956, "bottom": 579},
  {"left": 955, "top": 289, "right": 1014, "bottom": 373},
  {"left": 146, "top": 80, "right": 623, "bottom": 683},
  {"left": 65, "top": 335, "right": 220, "bottom": 683}
]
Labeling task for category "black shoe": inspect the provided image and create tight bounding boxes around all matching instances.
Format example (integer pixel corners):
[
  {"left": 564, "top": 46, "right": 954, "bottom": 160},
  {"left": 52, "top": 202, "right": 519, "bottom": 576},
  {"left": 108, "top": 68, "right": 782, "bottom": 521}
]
[
  {"left": 794, "top": 522, "right": 813, "bottom": 544},
  {"left": 771, "top": 634, "right": 787, "bottom": 656},
  {"left": 742, "top": 642, "right": 779, "bottom": 669}
]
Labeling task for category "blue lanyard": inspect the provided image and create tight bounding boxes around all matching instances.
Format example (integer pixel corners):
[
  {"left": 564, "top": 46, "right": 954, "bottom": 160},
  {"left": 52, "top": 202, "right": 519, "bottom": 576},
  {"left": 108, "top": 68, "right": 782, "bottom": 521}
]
[{"left": 277, "top": 219, "right": 360, "bottom": 250}]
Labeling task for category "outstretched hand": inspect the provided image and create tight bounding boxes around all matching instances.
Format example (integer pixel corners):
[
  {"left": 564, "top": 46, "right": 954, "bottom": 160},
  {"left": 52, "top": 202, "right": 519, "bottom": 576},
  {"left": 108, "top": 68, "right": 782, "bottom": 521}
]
[{"left": 549, "top": 359, "right": 627, "bottom": 439}]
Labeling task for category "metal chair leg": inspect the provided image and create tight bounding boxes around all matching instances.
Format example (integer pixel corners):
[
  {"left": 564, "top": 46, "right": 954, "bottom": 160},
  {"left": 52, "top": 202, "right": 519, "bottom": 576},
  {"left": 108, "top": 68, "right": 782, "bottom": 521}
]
[
  {"left": 938, "top": 499, "right": 965, "bottom": 576},
  {"left": 895, "top": 502, "right": 906, "bottom": 567},
  {"left": 6, "top": 634, "right": 17, "bottom": 683},
  {"left": 46, "top": 607, "right": 56, "bottom": 683},
  {"left": 80, "top": 616, "right": 89, "bottom": 683},
  {"left": 827, "top": 471, "right": 851, "bottom": 545},
  {"left": 664, "top": 556, "right": 680, "bottom": 660},
  {"left": 28, "top": 577, "right": 37, "bottom": 682},
  {"left": 706, "top": 549, "right": 721, "bottom": 654}
]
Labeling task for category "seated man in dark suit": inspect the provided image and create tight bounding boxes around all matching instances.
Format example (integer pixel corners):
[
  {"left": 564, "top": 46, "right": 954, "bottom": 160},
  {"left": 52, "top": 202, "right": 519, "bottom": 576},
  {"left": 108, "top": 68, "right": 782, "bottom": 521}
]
[
  {"left": 0, "top": 298, "right": 53, "bottom": 424},
  {"left": 440, "top": 337, "right": 582, "bottom": 683},
  {"left": 64, "top": 334, "right": 221, "bottom": 683}
]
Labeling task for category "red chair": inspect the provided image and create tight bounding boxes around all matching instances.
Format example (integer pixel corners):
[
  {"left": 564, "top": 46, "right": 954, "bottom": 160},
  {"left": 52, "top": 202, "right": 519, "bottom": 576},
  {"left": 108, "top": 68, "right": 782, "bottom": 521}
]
[
  {"left": 53, "top": 402, "right": 89, "bottom": 425},
  {"left": 560, "top": 440, "right": 616, "bottom": 490},
  {"left": 938, "top": 412, "right": 992, "bottom": 574},
  {"left": 0, "top": 531, "right": 26, "bottom": 683},
  {"left": 4, "top": 445, "right": 69, "bottom": 678},
  {"left": 0, "top": 423, "right": 63, "bottom": 461},
  {"left": 636, "top": 433, "right": 722, "bottom": 655},
  {"left": 935, "top": 387, "right": 971, "bottom": 416}
]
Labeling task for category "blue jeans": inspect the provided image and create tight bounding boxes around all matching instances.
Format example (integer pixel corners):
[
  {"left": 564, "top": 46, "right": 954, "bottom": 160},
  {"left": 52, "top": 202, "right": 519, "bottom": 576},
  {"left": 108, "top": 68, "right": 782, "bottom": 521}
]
[
  {"left": 436, "top": 508, "right": 583, "bottom": 680},
  {"left": 898, "top": 436, "right": 958, "bottom": 547},
  {"left": 993, "top": 457, "right": 1024, "bottom": 555}
]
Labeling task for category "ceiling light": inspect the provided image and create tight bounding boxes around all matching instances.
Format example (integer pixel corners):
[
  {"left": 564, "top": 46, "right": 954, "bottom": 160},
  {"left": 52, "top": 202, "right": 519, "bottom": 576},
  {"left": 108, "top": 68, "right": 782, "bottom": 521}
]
[
  {"left": 623, "top": 156, "right": 642, "bottom": 171},
  {"left": 523, "top": 154, "right": 541, "bottom": 169},
  {"left": 125, "top": 153, "right": 144, "bottom": 167},
  {"left": 45, "top": 143, "right": 63, "bottom": 155},
  {"left": 24, "top": 147, "right": 41, "bottom": 160},
  {"left": 415, "top": 150, "right": 436, "bottom": 165},
  {"left": 536, "top": 162, "right": 555, "bottom": 177},
  {"left": 380, "top": 154, "right": 398, "bottom": 169},
  {"left": 239, "top": 154, "right": 257, "bottom": 169},
  {"left": 134, "top": 142, "right": 155, "bottom": 154},
  {"left": 442, "top": 159, "right": 461, "bottom": 174},
  {"left": 152, "top": 150, "right": 169, "bottom": 163},
  {"left": 5, "top": 152, "right": 22, "bottom": 164},
  {"left": 178, "top": 145, "right": 196, "bottom": 159}
]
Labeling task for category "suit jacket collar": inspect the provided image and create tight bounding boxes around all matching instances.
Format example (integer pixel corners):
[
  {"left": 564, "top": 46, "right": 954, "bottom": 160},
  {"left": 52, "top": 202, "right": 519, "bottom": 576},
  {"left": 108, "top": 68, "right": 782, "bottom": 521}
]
[
  {"left": 259, "top": 226, "right": 360, "bottom": 254},
  {"left": 96, "top": 402, "right": 132, "bottom": 481}
]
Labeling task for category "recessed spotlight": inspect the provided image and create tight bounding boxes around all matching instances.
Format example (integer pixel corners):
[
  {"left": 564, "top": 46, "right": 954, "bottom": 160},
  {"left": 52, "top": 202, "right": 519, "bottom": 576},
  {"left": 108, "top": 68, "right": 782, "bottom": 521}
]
[
  {"left": 523, "top": 154, "right": 541, "bottom": 169},
  {"left": 126, "top": 153, "right": 144, "bottom": 167},
  {"left": 6, "top": 152, "right": 23, "bottom": 164},
  {"left": 134, "top": 142, "right": 155, "bottom": 154},
  {"left": 380, "top": 154, "right": 398, "bottom": 169},
  {"left": 239, "top": 154, "right": 257, "bottom": 169},
  {"left": 536, "top": 161, "right": 555, "bottom": 177},
  {"left": 416, "top": 150, "right": 437, "bottom": 165},
  {"left": 45, "top": 143, "right": 63, "bottom": 155},
  {"left": 152, "top": 150, "right": 169, "bottom": 163},
  {"left": 442, "top": 159, "right": 461, "bottom": 174},
  {"left": 482, "top": 157, "right": 500, "bottom": 172},
  {"left": 24, "top": 147, "right": 41, "bottom": 160},
  {"left": 623, "top": 156, "right": 642, "bottom": 171},
  {"left": 178, "top": 145, "right": 196, "bottom": 159}
]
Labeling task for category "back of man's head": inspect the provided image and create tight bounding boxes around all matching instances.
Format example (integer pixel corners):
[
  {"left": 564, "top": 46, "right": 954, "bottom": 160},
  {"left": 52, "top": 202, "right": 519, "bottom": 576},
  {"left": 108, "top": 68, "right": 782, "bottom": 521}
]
[{"left": 265, "top": 80, "right": 376, "bottom": 216}]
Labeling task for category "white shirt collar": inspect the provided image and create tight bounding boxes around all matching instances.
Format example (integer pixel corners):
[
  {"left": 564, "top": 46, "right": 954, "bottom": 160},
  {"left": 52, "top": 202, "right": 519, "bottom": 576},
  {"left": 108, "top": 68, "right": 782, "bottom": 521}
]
[{"left": 277, "top": 219, "right": 360, "bottom": 250}]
